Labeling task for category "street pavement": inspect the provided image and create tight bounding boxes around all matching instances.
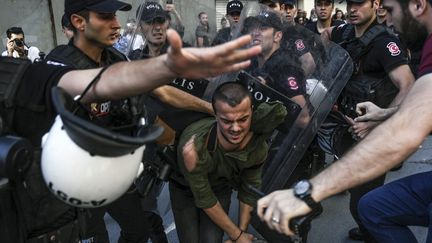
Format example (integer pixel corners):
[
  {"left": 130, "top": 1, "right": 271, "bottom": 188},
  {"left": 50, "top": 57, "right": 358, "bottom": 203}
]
[{"left": 106, "top": 136, "right": 432, "bottom": 242}]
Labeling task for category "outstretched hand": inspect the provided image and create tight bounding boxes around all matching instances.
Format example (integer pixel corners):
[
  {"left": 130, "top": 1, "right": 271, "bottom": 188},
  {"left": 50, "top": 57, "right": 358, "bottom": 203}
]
[
  {"left": 164, "top": 29, "right": 261, "bottom": 79},
  {"left": 257, "top": 189, "right": 311, "bottom": 236}
]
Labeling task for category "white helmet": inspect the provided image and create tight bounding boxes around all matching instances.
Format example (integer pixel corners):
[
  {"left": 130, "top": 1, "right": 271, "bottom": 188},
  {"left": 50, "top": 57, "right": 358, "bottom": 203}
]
[{"left": 41, "top": 87, "right": 163, "bottom": 208}]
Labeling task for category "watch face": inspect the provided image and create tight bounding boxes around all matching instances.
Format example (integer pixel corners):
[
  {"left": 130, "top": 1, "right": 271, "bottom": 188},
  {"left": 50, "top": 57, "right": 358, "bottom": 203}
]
[{"left": 295, "top": 180, "right": 310, "bottom": 195}]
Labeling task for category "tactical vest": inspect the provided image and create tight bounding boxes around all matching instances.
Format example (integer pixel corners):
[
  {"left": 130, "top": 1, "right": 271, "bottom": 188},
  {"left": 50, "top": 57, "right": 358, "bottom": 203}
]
[
  {"left": 0, "top": 57, "right": 81, "bottom": 243},
  {"left": 337, "top": 24, "right": 399, "bottom": 118},
  {"left": 46, "top": 44, "right": 148, "bottom": 131}
]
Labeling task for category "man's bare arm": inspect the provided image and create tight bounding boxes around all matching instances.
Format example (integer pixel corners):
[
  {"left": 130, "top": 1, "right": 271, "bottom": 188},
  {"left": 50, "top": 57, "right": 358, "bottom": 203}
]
[
  {"left": 238, "top": 201, "right": 253, "bottom": 231},
  {"left": 58, "top": 30, "right": 261, "bottom": 102},
  {"left": 312, "top": 74, "right": 432, "bottom": 201},
  {"left": 152, "top": 86, "right": 213, "bottom": 114}
]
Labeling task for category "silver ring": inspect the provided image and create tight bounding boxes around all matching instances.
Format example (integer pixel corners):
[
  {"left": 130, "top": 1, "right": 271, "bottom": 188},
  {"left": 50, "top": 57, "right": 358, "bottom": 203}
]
[{"left": 271, "top": 217, "right": 280, "bottom": 224}]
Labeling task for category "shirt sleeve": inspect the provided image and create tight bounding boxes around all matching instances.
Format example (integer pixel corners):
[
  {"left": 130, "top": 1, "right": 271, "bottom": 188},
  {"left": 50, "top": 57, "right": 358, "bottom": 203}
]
[
  {"left": 251, "top": 102, "right": 287, "bottom": 134},
  {"left": 373, "top": 35, "right": 409, "bottom": 73},
  {"left": 176, "top": 122, "right": 219, "bottom": 208}
]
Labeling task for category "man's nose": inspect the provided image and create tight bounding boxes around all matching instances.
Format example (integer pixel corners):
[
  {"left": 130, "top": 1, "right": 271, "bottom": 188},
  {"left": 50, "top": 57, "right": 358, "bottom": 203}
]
[
  {"left": 112, "top": 16, "right": 121, "bottom": 29},
  {"left": 231, "top": 123, "right": 241, "bottom": 132}
]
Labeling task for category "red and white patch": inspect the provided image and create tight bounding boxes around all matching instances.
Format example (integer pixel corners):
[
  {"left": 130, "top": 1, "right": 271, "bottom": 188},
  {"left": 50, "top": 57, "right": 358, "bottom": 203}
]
[
  {"left": 287, "top": 77, "right": 299, "bottom": 90},
  {"left": 386, "top": 42, "right": 401, "bottom": 56},
  {"left": 295, "top": 39, "right": 305, "bottom": 51}
]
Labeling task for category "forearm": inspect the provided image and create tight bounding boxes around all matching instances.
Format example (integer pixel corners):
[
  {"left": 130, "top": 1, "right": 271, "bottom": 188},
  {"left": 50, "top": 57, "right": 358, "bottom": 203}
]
[
  {"left": 152, "top": 85, "right": 213, "bottom": 114},
  {"left": 59, "top": 55, "right": 176, "bottom": 102},
  {"left": 389, "top": 65, "right": 415, "bottom": 107},
  {"left": 238, "top": 201, "right": 253, "bottom": 231},
  {"left": 204, "top": 201, "right": 242, "bottom": 240}
]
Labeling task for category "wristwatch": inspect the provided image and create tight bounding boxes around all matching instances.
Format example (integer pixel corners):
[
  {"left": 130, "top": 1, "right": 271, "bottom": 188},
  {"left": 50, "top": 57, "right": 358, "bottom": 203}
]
[{"left": 293, "top": 179, "right": 320, "bottom": 210}]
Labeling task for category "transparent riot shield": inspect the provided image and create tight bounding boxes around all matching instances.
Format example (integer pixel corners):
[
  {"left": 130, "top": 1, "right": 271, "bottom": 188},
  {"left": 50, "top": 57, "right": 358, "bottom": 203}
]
[{"left": 204, "top": 3, "right": 353, "bottom": 194}]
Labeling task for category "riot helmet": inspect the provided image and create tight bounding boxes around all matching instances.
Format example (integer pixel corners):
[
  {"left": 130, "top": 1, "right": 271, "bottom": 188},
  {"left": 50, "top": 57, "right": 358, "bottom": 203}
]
[{"left": 41, "top": 86, "right": 163, "bottom": 208}]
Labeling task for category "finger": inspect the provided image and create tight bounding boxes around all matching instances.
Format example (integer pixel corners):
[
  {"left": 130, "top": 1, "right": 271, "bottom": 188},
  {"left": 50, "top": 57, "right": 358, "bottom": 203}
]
[
  {"left": 345, "top": 115, "right": 355, "bottom": 125},
  {"left": 279, "top": 215, "right": 294, "bottom": 236},
  {"left": 257, "top": 196, "right": 270, "bottom": 218},
  {"left": 166, "top": 29, "right": 183, "bottom": 55},
  {"left": 354, "top": 114, "right": 372, "bottom": 122}
]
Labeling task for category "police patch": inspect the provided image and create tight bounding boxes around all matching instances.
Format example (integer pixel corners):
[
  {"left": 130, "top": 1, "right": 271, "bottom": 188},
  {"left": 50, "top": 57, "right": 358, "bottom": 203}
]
[
  {"left": 386, "top": 42, "right": 401, "bottom": 56},
  {"left": 295, "top": 39, "right": 305, "bottom": 51},
  {"left": 288, "top": 77, "right": 299, "bottom": 90}
]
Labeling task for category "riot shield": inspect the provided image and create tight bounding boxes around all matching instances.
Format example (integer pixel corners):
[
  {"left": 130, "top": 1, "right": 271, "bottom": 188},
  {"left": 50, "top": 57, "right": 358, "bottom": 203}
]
[
  {"left": 115, "top": 0, "right": 152, "bottom": 56},
  {"left": 205, "top": 3, "right": 353, "bottom": 193}
]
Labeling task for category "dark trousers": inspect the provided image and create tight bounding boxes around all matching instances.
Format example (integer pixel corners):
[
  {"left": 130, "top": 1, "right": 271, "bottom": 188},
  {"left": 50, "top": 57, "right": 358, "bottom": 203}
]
[
  {"left": 169, "top": 182, "right": 232, "bottom": 243},
  {"left": 337, "top": 135, "right": 386, "bottom": 240},
  {"left": 349, "top": 175, "right": 385, "bottom": 242},
  {"left": 358, "top": 171, "right": 432, "bottom": 243},
  {"left": 83, "top": 190, "right": 155, "bottom": 243}
]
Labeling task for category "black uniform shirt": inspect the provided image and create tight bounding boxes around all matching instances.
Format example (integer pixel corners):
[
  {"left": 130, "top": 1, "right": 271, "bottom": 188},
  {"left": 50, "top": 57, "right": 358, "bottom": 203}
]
[
  {"left": 14, "top": 61, "right": 73, "bottom": 145},
  {"left": 281, "top": 25, "right": 311, "bottom": 59},
  {"left": 331, "top": 22, "right": 409, "bottom": 80},
  {"left": 305, "top": 19, "right": 345, "bottom": 35},
  {"left": 249, "top": 48, "right": 306, "bottom": 98},
  {"left": 212, "top": 27, "right": 232, "bottom": 46}
]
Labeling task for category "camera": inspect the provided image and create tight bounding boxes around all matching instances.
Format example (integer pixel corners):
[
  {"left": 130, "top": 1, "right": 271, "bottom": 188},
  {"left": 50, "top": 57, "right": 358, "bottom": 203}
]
[
  {"left": 0, "top": 136, "right": 33, "bottom": 179},
  {"left": 13, "top": 39, "right": 24, "bottom": 47}
]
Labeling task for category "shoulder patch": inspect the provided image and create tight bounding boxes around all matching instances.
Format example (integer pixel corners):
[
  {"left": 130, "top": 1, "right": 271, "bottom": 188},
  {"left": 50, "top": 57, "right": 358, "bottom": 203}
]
[
  {"left": 295, "top": 39, "right": 305, "bottom": 51},
  {"left": 287, "top": 77, "right": 299, "bottom": 90},
  {"left": 386, "top": 42, "right": 401, "bottom": 56}
]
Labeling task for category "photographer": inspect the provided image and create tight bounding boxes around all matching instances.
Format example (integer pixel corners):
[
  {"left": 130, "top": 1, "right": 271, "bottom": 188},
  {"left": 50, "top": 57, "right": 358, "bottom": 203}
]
[{"left": 2, "top": 27, "right": 40, "bottom": 62}]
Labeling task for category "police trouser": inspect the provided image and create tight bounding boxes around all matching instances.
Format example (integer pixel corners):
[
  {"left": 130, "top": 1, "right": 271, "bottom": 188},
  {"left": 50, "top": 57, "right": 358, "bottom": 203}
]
[
  {"left": 83, "top": 189, "right": 153, "bottom": 243},
  {"left": 339, "top": 136, "right": 385, "bottom": 242}
]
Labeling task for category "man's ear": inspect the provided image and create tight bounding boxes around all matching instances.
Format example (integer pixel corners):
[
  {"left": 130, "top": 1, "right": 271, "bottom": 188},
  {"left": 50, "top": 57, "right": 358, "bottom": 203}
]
[
  {"left": 274, "top": 30, "right": 283, "bottom": 42},
  {"left": 71, "top": 14, "right": 86, "bottom": 31},
  {"left": 410, "top": 0, "right": 427, "bottom": 17}
]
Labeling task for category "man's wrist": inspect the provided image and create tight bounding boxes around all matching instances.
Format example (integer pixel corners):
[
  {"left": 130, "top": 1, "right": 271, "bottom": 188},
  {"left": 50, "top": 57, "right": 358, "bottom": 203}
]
[
  {"left": 293, "top": 179, "right": 320, "bottom": 210},
  {"left": 231, "top": 229, "right": 243, "bottom": 242}
]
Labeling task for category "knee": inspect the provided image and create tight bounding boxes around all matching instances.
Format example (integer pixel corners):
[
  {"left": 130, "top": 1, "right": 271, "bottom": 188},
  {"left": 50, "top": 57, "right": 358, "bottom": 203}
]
[{"left": 358, "top": 191, "right": 379, "bottom": 225}]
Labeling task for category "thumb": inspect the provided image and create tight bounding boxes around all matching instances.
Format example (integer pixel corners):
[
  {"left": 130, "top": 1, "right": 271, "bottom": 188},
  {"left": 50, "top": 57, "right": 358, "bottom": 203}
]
[{"left": 167, "top": 29, "right": 182, "bottom": 55}]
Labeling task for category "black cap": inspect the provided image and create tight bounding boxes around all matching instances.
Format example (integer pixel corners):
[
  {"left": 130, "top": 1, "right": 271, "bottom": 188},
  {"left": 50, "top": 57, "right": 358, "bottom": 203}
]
[
  {"left": 258, "top": 0, "right": 278, "bottom": 3},
  {"left": 139, "top": 1, "right": 168, "bottom": 22},
  {"left": 343, "top": 0, "right": 366, "bottom": 3},
  {"left": 283, "top": 0, "right": 296, "bottom": 6},
  {"left": 256, "top": 10, "right": 283, "bottom": 31},
  {"left": 227, "top": 0, "right": 243, "bottom": 15},
  {"left": 65, "top": 0, "right": 132, "bottom": 18}
]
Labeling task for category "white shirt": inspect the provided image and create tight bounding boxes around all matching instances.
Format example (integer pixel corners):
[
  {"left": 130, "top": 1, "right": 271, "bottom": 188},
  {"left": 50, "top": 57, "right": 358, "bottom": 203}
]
[{"left": 2, "top": 46, "right": 41, "bottom": 62}]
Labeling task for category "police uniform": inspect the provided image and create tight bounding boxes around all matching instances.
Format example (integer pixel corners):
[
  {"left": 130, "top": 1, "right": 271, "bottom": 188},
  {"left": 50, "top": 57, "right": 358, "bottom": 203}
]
[
  {"left": 281, "top": 25, "right": 312, "bottom": 63},
  {"left": 305, "top": 19, "right": 345, "bottom": 35},
  {"left": 45, "top": 42, "right": 154, "bottom": 243},
  {"left": 331, "top": 21, "right": 409, "bottom": 117},
  {"left": 331, "top": 20, "right": 410, "bottom": 240},
  {"left": 254, "top": 48, "right": 306, "bottom": 98},
  {"left": 212, "top": 27, "right": 232, "bottom": 46},
  {"left": 0, "top": 59, "right": 78, "bottom": 243}
]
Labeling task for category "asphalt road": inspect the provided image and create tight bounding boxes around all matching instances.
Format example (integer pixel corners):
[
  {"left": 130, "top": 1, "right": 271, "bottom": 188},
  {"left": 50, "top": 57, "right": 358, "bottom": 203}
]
[{"left": 106, "top": 136, "right": 432, "bottom": 242}]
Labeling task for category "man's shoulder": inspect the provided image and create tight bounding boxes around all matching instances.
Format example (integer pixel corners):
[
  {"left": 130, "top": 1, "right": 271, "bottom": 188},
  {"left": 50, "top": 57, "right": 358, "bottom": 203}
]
[
  {"left": 331, "top": 23, "right": 352, "bottom": 42},
  {"left": 180, "top": 117, "right": 215, "bottom": 143},
  {"left": 45, "top": 44, "right": 80, "bottom": 66}
]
